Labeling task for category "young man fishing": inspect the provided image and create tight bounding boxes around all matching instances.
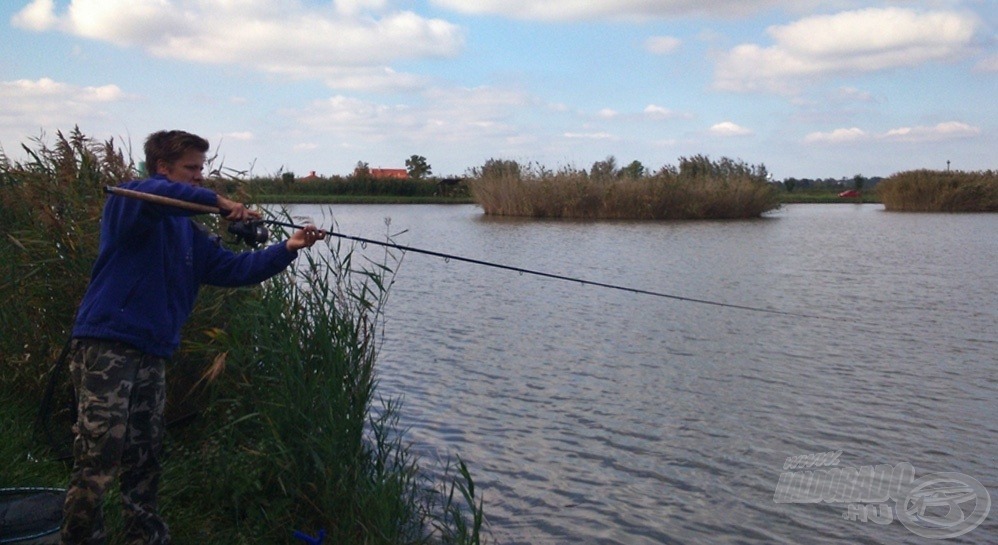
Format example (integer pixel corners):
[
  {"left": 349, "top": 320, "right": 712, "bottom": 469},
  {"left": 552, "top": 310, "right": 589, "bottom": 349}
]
[{"left": 61, "top": 130, "right": 324, "bottom": 545}]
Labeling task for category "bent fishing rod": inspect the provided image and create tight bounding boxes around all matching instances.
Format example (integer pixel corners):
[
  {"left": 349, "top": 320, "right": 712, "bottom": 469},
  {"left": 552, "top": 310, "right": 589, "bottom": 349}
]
[{"left": 105, "top": 185, "right": 822, "bottom": 320}]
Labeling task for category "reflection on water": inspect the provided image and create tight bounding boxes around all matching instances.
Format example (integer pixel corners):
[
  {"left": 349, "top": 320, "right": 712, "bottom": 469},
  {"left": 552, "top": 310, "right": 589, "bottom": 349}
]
[{"left": 289, "top": 203, "right": 997, "bottom": 545}]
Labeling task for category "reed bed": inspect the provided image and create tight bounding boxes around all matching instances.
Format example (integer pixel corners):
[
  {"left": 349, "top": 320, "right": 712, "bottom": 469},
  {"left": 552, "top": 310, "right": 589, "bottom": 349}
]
[
  {"left": 1, "top": 128, "right": 486, "bottom": 544},
  {"left": 468, "top": 155, "right": 779, "bottom": 219},
  {"left": 877, "top": 169, "right": 998, "bottom": 212}
]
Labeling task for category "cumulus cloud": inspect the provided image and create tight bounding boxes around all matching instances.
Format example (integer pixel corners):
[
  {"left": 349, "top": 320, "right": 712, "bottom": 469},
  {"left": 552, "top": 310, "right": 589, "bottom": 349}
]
[
  {"left": 804, "top": 127, "right": 867, "bottom": 143},
  {"left": 10, "top": 0, "right": 57, "bottom": 30},
  {"left": 643, "top": 104, "right": 688, "bottom": 120},
  {"left": 0, "top": 78, "right": 128, "bottom": 132},
  {"left": 334, "top": 0, "right": 388, "bottom": 17},
  {"left": 11, "top": 0, "right": 464, "bottom": 92},
  {"left": 564, "top": 132, "right": 617, "bottom": 140},
  {"left": 833, "top": 86, "right": 875, "bottom": 103},
  {"left": 882, "top": 121, "right": 980, "bottom": 142},
  {"left": 805, "top": 122, "right": 980, "bottom": 145},
  {"left": 644, "top": 36, "right": 681, "bottom": 55},
  {"left": 291, "top": 86, "right": 530, "bottom": 145},
  {"left": 222, "top": 131, "right": 255, "bottom": 141},
  {"left": 709, "top": 121, "right": 752, "bottom": 136},
  {"left": 430, "top": 0, "right": 825, "bottom": 21},
  {"left": 715, "top": 8, "right": 980, "bottom": 93}
]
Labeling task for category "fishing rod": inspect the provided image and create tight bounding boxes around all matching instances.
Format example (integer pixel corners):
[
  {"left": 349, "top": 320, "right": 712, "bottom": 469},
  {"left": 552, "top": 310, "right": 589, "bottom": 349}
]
[{"left": 104, "top": 186, "right": 822, "bottom": 320}]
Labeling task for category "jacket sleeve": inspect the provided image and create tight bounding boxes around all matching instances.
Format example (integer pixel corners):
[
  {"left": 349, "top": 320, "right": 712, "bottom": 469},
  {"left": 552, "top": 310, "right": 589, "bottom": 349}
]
[{"left": 196, "top": 233, "right": 299, "bottom": 287}]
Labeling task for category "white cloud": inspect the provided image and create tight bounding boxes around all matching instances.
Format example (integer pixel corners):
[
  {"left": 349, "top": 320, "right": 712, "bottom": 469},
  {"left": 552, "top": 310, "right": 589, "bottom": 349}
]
[
  {"left": 644, "top": 36, "right": 681, "bottom": 55},
  {"left": 10, "top": 0, "right": 57, "bottom": 30},
  {"left": 430, "top": 0, "right": 828, "bottom": 21},
  {"left": 334, "top": 0, "right": 388, "bottom": 17},
  {"left": 643, "top": 104, "right": 686, "bottom": 120},
  {"left": 12, "top": 0, "right": 464, "bottom": 92},
  {"left": 291, "top": 86, "right": 530, "bottom": 145},
  {"left": 834, "top": 86, "right": 874, "bottom": 103},
  {"left": 715, "top": 8, "right": 980, "bottom": 93},
  {"left": 0, "top": 78, "right": 128, "bottom": 133},
  {"left": 597, "top": 108, "right": 619, "bottom": 119},
  {"left": 709, "top": 121, "right": 752, "bottom": 136},
  {"left": 222, "top": 132, "right": 255, "bottom": 141},
  {"left": 804, "top": 122, "right": 980, "bottom": 145},
  {"left": 564, "top": 132, "right": 617, "bottom": 140},
  {"left": 0, "top": 78, "right": 131, "bottom": 151},
  {"left": 804, "top": 127, "right": 867, "bottom": 143},
  {"left": 881, "top": 121, "right": 980, "bottom": 142}
]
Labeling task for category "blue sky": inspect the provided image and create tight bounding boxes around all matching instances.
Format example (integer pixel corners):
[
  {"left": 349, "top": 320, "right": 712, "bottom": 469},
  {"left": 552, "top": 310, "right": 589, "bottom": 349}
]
[{"left": 1, "top": 0, "right": 994, "bottom": 179}]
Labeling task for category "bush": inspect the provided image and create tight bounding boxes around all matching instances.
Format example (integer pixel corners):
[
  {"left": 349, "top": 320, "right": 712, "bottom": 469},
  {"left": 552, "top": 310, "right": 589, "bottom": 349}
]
[
  {"left": 877, "top": 169, "right": 998, "bottom": 212},
  {"left": 248, "top": 175, "right": 441, "bottom": 198}
]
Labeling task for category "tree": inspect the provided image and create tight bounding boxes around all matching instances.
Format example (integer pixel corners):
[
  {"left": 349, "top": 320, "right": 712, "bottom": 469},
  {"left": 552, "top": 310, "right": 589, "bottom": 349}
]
[
  {"left": 590, "top": 156, "right": 617, "bottom": 179},
  {"left": 354, "top": 161, "right": 370, "bottom": 179},
  {"left": 476, "top": 158, "right": 521, "bottom": 179},
  {"left": 405, "top": 155, "right": 431, "bottom": 179},
  {"left": 620, "top": 160, "right": 646, "bottom": 179}
]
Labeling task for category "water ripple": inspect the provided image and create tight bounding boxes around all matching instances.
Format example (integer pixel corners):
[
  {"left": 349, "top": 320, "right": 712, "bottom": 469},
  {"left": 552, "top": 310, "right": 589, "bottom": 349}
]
[{"left": 293, "top": 203, "right": 998, "bottom": 545}]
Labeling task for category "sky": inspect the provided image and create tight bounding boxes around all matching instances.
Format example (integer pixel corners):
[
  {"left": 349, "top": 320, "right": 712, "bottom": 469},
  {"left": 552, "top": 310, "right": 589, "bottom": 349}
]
[{"left": 1, "top": 0, "right": 995, "bottom": 180}]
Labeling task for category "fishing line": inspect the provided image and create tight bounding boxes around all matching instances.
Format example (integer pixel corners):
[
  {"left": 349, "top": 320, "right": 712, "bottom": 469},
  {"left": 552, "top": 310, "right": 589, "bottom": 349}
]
[
  {"left": 262, "top": 217, "right": 820, "bottom": 319},
  {"left": 104, "top": 186, "right": 824, "bottom": 320}
]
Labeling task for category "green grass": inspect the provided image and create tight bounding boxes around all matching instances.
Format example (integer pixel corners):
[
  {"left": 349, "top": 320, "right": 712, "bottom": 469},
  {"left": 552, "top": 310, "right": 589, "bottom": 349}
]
[
  {"left": 253, "top": 194, "right": 475, "bottom": 205},
  {"left": 778, "top": 192, "right": 880, "bottom": 204},
  {"left": 0, "top": 389, "right": 69, "bottom": 488}
]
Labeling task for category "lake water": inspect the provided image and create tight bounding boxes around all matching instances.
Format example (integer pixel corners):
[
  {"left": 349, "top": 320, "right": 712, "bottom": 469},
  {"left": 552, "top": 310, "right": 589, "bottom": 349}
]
[{"left": 288, "top": 203, "right": 997, "bottom": 545}]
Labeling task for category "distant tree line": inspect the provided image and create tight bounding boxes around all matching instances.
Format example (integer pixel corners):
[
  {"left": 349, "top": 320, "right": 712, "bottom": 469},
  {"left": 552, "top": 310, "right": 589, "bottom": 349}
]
[{"left": 780, "top": 175, "right": 884, "bottom": 193}]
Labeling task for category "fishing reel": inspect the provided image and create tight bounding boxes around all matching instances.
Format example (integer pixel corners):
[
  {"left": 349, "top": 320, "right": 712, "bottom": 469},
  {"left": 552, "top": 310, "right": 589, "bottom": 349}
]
[{"left": 227, "top": 220, "right": 270, "bottom": 247}]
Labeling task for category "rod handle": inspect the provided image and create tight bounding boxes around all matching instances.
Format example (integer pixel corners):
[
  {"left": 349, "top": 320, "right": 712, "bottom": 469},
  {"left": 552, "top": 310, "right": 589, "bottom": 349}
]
[{"left": 103, "top": 185, "right": 222, "bottom": 215}]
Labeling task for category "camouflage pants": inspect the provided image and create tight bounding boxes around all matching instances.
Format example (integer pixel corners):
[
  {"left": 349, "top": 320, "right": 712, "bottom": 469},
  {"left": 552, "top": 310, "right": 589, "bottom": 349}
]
[{"left": 61, "top": 339, "right": 170, "bottom": 545}]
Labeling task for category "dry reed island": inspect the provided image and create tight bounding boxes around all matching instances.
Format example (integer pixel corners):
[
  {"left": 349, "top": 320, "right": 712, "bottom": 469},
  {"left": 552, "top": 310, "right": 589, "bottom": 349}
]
[
  {"left": 876, "top": 169, "right": 998, "bottom": 212},
  {"left": 469, "top": 155, "right": 779, "bottom": 219},
  {"left": 466, "top": 157, "right": 997, "bottom": 218}
]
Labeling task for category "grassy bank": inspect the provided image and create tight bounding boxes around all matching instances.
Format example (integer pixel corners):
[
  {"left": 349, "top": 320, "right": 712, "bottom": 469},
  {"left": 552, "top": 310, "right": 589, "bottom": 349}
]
[
  {"left": 254, "top": 194, "right": 474, "bottom": 205},
  {"left": 778, "top": 192, "right": 880, "bottom": 204},
  {"left": 1, "top": 128, "right": 485, "bottom": 544},
  {"left": 877, "top": 169, "right": 998, "bottom": 212},
  {"left": 468, "top": 156, "right": 779, "bottom": 219}
]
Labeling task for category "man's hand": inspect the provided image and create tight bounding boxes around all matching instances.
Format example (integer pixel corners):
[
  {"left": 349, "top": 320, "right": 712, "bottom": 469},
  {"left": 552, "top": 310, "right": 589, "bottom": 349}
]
[
  {"left": 217, "top": 196, "right": 262, "bottom": 222},
  {"left": 286, "top": 224, "right": 326, "bottom": 251}
]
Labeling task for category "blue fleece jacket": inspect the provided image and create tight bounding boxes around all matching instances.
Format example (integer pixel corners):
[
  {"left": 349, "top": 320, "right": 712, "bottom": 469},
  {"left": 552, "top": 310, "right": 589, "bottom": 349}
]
[{"left": 72, "top": 176, "right": 297, "bottom": 357}]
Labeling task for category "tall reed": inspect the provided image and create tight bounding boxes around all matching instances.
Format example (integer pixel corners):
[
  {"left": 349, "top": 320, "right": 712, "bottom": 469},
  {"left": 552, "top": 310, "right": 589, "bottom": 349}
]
[
  {"left": 469, "top": 155, "right": 779, "bottom": 219},
  {"left": 1, "top": 129, "right": 486, "bottom": 544},
  {"left": 164, "top": 225, "right": 486, "bottom": 544},
  {"left": 877, "top": 169, "right": 998, "bottom": 212},
  {"left": 0, "top": 127, "right": 130, "bottom": 389}
]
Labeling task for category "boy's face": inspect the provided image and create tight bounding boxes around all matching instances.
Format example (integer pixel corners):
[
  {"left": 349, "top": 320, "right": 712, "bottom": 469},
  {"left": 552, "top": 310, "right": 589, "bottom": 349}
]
[{"left": 158, "top": 150, "right": 206, "bottom": 185}]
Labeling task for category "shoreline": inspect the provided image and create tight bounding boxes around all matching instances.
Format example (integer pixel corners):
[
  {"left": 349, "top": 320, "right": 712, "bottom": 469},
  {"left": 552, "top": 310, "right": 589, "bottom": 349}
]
[{"left": 254, "top": 194, "right": 878, "bottom": 205}]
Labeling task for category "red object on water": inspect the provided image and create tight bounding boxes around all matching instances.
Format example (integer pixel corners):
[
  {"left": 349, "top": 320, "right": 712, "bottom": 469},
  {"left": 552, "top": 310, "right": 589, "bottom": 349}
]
[{"left": 838, "top": 189, "right": 860, "bottom": 198}]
